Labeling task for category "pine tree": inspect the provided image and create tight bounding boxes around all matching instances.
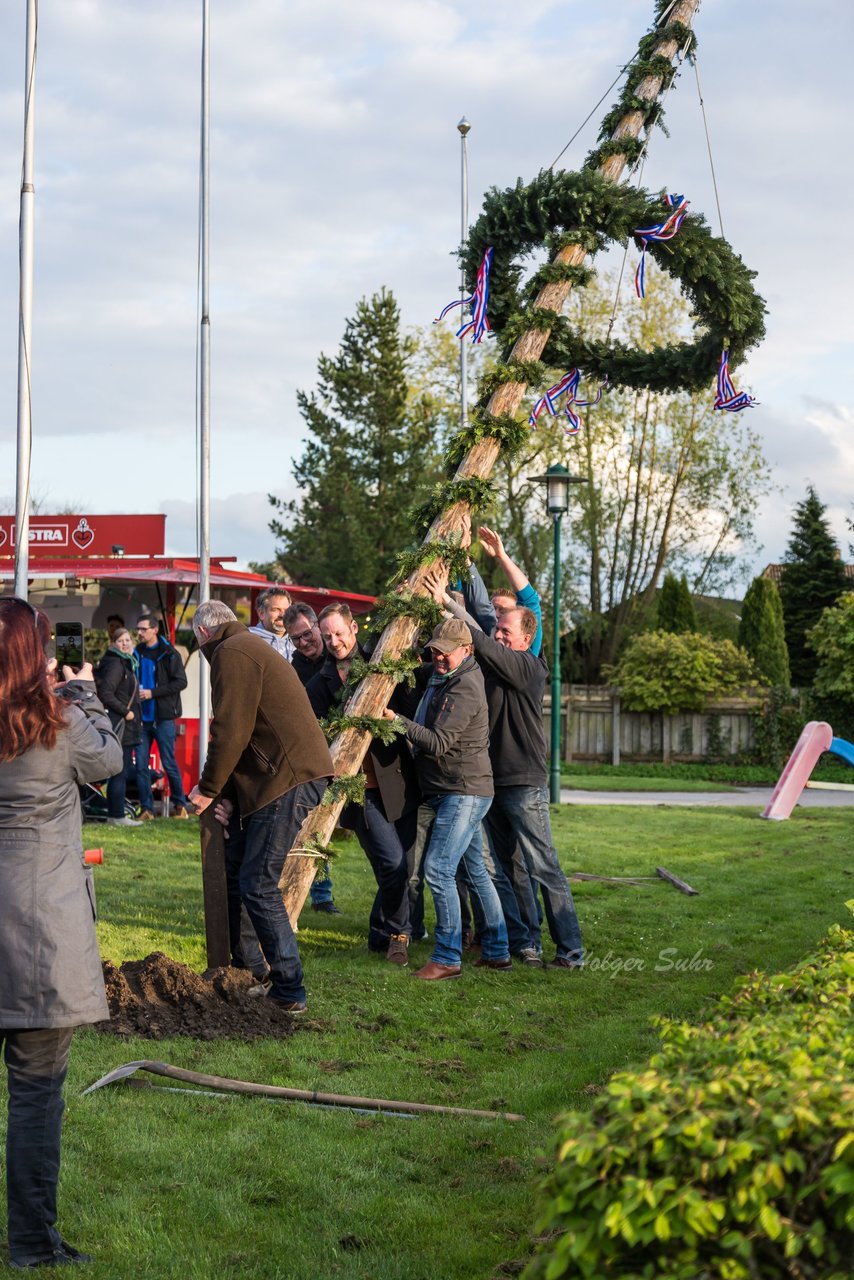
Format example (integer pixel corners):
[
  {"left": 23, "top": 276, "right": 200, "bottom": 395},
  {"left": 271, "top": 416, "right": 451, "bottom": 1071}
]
[
  {"left": 738, "top": 576, "right": 790, "bottom": 687},
  {"left": 267, "top": 290, "right": 446, "bottom": 594},
  {"left": 779, "top": 487, "right": 847, "bottom": 687},
  {"left": 657, "top": 572, "right": 697, "bottom": 633}
]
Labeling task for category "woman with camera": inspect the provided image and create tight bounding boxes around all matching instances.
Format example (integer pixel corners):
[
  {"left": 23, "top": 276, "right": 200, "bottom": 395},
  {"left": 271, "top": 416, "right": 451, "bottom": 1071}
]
[{"left": 0, "top": 596, "right": 121, "bottom": 1269}]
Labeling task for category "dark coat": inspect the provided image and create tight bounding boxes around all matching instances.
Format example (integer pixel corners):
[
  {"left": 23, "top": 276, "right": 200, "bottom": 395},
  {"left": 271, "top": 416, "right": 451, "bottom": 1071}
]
[
  {"left": 134, "top": 637, "right": 187, "bottom": 721},
  {"left": 470, "top": 629, "right": 548, "bottom": 788},
  {"left": 197, "top": 622, "right": 333, "bottom": 817},
  {"left": 395, "top": 655, "right": 493, "bottom": 799},
  {"left": 95, "top": 650, "right": 141, "bottom": 747},
  {"left": 0, "top": 684, "right": 121, "bottom": 1028},
  {"left": 306, "top": 647, "right": 420, "bottom": 822}
]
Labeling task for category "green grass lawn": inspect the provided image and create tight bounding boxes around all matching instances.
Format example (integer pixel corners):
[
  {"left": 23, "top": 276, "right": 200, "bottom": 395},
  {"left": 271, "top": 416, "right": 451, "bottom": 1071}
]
[{"left": 2, "top": 806, "right": 852, "bottom": 1279}]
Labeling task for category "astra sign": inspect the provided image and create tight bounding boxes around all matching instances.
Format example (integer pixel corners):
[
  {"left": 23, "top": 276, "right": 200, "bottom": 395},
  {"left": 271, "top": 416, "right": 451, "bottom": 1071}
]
[{"left": 0, "top": 514, "right": 165, "bottom": 558}]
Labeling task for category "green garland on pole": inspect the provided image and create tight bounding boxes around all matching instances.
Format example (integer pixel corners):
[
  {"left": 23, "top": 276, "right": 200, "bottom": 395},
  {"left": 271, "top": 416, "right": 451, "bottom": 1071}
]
[
  {"left": 458, "top": 168, "right": 765, "bottom": 394},
  {"left": 345, "top": 649, "right": 421, "bottom": 689}
]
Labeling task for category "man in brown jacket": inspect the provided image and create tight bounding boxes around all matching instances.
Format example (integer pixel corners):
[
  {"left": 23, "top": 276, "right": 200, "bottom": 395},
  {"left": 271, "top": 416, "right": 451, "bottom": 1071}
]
[{"left": 188, "top": 601, "right": 333, "bottom": 1012}]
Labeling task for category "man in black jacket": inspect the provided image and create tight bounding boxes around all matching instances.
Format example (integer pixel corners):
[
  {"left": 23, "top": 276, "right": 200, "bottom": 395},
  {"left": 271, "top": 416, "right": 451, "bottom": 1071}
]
[
  {"left": 439, "top": 593, "right": 584, "bottom": 969},
  {"left": 134, "top": 615, "right": 190, "bottom": 819},
  {"left": 306, "top": 603, "right": 419, "bottom": 964},
  {"left": 284, "top": 602, "right": 326, "bottom": 686}
]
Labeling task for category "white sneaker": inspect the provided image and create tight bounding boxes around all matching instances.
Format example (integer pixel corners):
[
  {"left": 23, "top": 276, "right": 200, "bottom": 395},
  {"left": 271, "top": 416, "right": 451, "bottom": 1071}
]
[{"left": 107, "top": 816, "right": 143, "bottom": 827}]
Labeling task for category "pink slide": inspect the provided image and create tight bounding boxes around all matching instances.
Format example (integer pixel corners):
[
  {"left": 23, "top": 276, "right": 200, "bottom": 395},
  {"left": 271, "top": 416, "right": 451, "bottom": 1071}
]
[{"left": 761, "top": 721, "right": 833, "bottom": 821}]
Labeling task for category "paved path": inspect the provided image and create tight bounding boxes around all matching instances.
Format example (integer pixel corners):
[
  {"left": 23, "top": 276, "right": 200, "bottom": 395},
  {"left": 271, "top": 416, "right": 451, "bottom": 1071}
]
[{"left": 560, "top": 787, "right": 854, "bottom": 809}]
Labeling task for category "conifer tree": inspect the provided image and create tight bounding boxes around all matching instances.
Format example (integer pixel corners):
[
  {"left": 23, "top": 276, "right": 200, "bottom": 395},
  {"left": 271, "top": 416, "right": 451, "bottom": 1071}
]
[
  {"left": 738, "top": 575, "right": 790, "bottom": 687},
  {"left": 657, "top": 571, "right": 697, "bottom": 633},
  {"left": 779, "top": 486, "right": 847, "bottom": 686},
  {"left": 266, "top": 290, "right": 446, "bottom": 594}
]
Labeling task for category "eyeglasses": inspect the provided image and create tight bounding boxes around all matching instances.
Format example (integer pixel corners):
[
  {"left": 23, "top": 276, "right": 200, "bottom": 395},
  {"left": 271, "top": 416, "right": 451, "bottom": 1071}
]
[
  {"left": 136, "top": 625, "right": 153, "bottom": 633},
  {"left": 290, "top": 627, "right": 318, "bottom": 646}
]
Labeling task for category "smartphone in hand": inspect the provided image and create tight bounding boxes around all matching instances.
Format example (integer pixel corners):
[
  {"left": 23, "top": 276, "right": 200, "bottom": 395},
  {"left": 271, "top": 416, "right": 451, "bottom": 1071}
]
[{"left": 55, "top": 621, "right": 85, "bottom": 673}]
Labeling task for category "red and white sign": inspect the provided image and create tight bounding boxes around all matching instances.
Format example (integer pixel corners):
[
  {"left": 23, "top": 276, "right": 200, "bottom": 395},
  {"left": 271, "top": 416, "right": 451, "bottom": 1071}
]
[{"left": 0, "top": 514, "right": 165, "bottom": 559}]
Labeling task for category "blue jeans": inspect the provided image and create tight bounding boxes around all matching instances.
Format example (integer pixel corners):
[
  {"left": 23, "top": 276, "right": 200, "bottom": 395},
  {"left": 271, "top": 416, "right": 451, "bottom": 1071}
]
[
  {"left": 224, "top": 779, "right": 326, "bottom": 1003},
  {"left": 482, "top": 828, "right": 542, "bottom": 954},
  {"left": 309, "top": 872, "right": 334, "bottom": 905},
  {"left": 2, "top": 1027, "right": 73, "bottom": 1266},
  {"left": 485, "top": 786, "right": 583, "bottom": 963},
  {"left": 423, "top": 794, "right": 508, "bottom": 967},
  {"left": 136, "top": 719, "right": 188, "bottom": 812}
]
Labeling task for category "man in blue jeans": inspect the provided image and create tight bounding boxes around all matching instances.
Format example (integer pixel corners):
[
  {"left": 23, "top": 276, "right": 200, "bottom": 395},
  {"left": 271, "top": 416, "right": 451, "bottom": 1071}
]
[
  {"left": 437, "top": 588, "right": 584, "bottom": 970},
  {"left": 134, "top": 615, "right": 190, "bottom": 819},
  {"left": 189, "top": 601, "right": 333, "bottom": 1013}
]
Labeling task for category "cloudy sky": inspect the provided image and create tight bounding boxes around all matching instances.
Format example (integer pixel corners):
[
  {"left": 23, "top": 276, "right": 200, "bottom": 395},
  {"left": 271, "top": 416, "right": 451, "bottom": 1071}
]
[{"left": 0, "top": 0, "right": 850, "bottom": 578}]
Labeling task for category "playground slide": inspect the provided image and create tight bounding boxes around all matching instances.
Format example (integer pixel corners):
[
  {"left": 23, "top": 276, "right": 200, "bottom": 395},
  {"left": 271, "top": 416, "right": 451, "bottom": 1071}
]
[
  {"left": 829, "top": 736, "right": 854, "bottom": 768},
  {"left": 761, "top": 721, "right": 833, "bottom": 821}
]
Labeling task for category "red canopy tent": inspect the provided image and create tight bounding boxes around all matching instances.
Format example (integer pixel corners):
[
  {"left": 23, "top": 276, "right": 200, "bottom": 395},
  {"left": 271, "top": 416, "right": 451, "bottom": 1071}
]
[{"left": 1, "top": 513, "right": 375, "bottom": 793}]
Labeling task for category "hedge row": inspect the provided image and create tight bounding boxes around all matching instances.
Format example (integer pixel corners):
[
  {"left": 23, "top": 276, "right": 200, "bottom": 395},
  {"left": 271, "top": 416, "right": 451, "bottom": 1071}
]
[{"left": 526, "top": 909, "right": 854, "bottom": 1279}]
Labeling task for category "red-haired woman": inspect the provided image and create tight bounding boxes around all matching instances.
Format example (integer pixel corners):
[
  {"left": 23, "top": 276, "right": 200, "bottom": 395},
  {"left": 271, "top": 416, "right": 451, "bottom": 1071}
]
[{"left": 0, "top": 597, "right": 121, "bottom": 1270}]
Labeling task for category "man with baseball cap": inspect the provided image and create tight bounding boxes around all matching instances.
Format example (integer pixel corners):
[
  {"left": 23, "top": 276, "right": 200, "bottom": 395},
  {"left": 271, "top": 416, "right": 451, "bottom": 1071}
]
[{"left": 386, "top": 618, "right": 509, "bottom": 979}]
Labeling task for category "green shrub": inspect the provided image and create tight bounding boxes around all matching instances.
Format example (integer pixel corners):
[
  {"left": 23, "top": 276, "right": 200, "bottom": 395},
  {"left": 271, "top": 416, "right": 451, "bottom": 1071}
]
[
  {"left": 605, "top": 631, "right": 757, "bottom": 714},
  {"left": 657, "top": 573, "right": 697, "bottom": 635},
  {"left": 739, "top": 576, "right": 790, "bottom": 688},
  {"left": 526, "top": 909, "right": 854, "bottom": 1280}
]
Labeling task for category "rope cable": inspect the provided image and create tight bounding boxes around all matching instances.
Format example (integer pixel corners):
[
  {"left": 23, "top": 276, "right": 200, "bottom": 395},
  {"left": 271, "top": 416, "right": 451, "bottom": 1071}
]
[{"left": 692, "top": 52, "right": 725, "bottom": 238}]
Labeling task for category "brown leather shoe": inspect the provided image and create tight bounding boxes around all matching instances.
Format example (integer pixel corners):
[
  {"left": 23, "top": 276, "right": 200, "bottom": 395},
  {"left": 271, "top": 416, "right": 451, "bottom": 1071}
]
[
  {"left": 386, "top": 934, "right": 409, "bottom": 966},
  {"left": 172, "top": 805, "right": 191, "bottom": 819},
  {"left": 413, "top": 961, "right": 462, "bottom": 981},
  {"left": 474, "top": 956, "right": 512, "bottom": 970}
]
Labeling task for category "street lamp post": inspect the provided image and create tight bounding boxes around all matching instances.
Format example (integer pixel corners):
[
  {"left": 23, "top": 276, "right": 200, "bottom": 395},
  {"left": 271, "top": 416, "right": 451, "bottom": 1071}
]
[{"left": 528, "top": 464, "right": 587, "bottom": 803}]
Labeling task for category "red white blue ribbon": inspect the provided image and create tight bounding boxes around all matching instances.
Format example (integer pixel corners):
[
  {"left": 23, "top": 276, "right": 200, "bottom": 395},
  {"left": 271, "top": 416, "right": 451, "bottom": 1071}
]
[
  {"left": 434, "top": 247, "right": 494, "bottom": 344},
  {"left": 529, "top": 368, "right": 606, "bottom": 433},
  {"left": 634, "top": 193, "right": 688, "bottom": 299},
  {"left": 713, "top": 349, "right": 756, "bottom": 412}
]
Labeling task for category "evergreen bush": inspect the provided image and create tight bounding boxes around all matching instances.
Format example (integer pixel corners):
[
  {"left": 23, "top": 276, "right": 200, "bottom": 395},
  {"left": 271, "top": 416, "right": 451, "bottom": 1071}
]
[
  {"left": 526, "top": 910, "right": 854, "bottom": 1280},
  {"left": 657, "top": 573, "right": 697, "bottom": 634},
  {"left": 738, "top": 576, "right": 790, "bottom": 688}
]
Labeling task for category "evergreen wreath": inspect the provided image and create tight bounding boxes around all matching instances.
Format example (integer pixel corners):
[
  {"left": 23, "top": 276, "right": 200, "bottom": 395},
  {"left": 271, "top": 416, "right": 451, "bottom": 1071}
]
[{"left": 460, "top": 168, "right": 766, "bottom": 395}]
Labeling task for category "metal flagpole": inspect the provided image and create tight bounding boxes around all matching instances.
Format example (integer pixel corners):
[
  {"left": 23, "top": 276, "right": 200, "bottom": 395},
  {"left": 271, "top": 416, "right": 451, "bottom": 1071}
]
[
  {"left": 457, "top": 117, "right": 470, "bottom": 431},
  {"left": 15, "top": 0, "right": 38, "bottom": 600},
  {"left": 198, "top": 0, "right": 212, "bottom": 766}
]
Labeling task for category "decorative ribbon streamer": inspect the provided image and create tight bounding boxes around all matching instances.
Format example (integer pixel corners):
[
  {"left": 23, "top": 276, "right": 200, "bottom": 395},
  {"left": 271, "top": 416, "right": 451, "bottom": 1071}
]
[
  {"left": 713, "top": 348, "right": 756, "bottom": 412},
  {"left": 634, "top": 193, "right": 688, "bottom": 299},
  {"left": 529, "top": 368, "right": 607, "bottom": 434},
  {"left": 434, "top": 247, "right": 494, "bottom": 344}
]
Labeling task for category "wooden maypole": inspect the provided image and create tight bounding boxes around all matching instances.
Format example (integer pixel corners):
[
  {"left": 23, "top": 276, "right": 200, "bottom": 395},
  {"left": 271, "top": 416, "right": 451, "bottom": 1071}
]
[{"left": 279, "top": 0, "right": 701, "bottom": 920}]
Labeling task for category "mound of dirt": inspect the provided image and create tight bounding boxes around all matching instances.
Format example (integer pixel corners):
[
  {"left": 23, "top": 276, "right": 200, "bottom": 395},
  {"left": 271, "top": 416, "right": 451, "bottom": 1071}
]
[{"left": 96, "top": 952, "right": 302, "bottom": 1041}]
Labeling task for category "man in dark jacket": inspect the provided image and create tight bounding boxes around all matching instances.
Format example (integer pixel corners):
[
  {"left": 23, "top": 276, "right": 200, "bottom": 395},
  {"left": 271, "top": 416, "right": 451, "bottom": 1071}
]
[
  {"left": 440, "top": 592, "right": 584, "bottom": 969},
  {"left": 283, "top": 600, "right": 341, "bottom": 915},
  {"left": 188, "top": 601, "right": 333, "bottom": 1013},
  {"left": 388, "top": 618, "right": 509, "bottom": 979},
  {"left": 306, "top": 602, "right": 419, "bottom": 964},
  {"left": 134, "top": 615, "right": 190, "bottom": 819},
  {"left": 284, "top": 602, "right": 326, "bottom": 686}
]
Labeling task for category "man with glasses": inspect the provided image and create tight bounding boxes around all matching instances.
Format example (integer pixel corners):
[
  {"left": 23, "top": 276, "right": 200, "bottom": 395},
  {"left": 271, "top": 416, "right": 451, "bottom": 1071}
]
[
  {"left": 284, "top": 602, "right": 326, "bottom": 686},
  {"left": 134, "top": 615, "right": 191, "bottom": 820}
]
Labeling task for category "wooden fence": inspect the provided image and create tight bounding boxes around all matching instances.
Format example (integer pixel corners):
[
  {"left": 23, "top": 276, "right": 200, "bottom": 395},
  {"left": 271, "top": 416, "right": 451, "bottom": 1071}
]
[{"left": 543, "top": 687, "right": 763, "bottom": 764}]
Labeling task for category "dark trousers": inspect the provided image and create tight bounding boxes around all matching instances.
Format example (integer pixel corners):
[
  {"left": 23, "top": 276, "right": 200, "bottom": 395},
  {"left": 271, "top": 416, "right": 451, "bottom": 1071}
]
[
  {"left": 2, "top": 1027, "right": 73, "bottom": 1266},
  {"left": 223, "top": 780, "right": 327, "bottom": 1002},
  {"left": 106, "top": 742, "right": 138, "bottom": 819},
  {"left": 343, "top": 792, "right": 414, "bottom": 944}
]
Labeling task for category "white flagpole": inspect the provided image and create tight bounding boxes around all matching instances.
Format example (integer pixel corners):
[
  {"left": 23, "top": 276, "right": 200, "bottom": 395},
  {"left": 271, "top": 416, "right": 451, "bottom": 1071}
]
[
  {"left": 198, "top": 0, "right": 212, "bottom": 767},
  {"left": 15, "top": 0, "right": 38, "bottom": 600},
  {"left": 457, "top": 117, "right": 471, "bottom": 432}
]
